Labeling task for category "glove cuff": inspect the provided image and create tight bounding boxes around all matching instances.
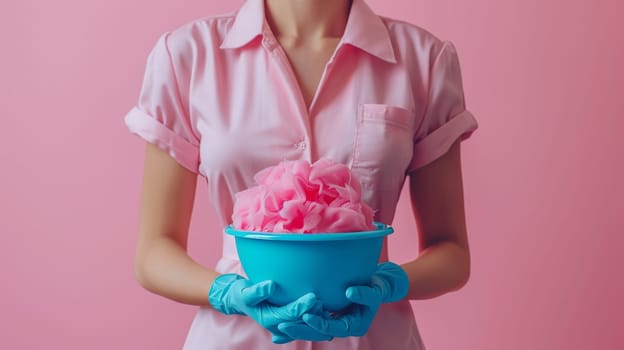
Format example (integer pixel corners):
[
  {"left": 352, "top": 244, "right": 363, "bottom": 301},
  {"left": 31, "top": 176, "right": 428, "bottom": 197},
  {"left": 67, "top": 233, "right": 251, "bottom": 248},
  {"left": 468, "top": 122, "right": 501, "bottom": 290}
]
[
  {"left": 208, "top": 273, "right": 246, "bottom": 315},
  {"left": 378, "top": 262, "right": 410, "bottom": 303}
]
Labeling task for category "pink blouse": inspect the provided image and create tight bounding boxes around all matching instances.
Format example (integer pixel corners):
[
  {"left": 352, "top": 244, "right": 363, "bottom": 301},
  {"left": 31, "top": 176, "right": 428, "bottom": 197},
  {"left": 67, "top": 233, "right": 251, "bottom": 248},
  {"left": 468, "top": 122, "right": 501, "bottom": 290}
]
[{"left": 124, "top": 0, "right": 478, "bottom": 348}]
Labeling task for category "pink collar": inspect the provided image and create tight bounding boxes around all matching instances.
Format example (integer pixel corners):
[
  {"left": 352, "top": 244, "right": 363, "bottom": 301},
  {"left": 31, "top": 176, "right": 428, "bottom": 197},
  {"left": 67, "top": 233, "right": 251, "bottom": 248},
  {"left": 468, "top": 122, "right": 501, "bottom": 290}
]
[{"left": 220, "top": 0, "right": 396, "bottom": 63}]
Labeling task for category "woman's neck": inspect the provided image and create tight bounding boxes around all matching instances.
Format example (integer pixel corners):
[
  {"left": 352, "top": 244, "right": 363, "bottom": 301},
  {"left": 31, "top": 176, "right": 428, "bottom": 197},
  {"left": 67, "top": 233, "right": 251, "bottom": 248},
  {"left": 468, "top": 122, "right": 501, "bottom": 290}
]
[{"left": 264, "top": 0, "right": 351, "bottom": 39}]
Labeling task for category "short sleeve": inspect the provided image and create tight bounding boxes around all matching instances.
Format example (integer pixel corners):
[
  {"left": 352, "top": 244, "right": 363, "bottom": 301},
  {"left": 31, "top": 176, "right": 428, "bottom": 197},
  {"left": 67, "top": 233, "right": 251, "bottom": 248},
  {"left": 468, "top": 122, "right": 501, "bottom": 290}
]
[
  {"left": 124, "top": 32, "right": 201, "bottom": 174},
  {"left": 406, "top": 40, "right": 479, "bottom": 173}
]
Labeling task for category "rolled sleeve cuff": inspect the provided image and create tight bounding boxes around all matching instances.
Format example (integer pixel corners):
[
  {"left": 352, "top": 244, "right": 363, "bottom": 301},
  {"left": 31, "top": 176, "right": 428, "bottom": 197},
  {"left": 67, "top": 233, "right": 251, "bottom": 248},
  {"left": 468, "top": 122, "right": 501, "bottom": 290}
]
[
  {"left": 124, "top": 107, "right": 200, "bottom": 174},
  {"left": 407, "top": 109, "right": 478, "bottom": 174}
]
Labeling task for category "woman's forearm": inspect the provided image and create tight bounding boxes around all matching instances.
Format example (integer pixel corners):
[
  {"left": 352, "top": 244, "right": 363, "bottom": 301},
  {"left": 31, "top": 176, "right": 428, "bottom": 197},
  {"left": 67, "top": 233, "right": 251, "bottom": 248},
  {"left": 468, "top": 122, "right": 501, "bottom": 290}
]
[
  {"left": 401, "top": 240, "right": 471, "bottom": 300},
  {"left": 135, "top": 235, "right": 220, "bottom": 306}
]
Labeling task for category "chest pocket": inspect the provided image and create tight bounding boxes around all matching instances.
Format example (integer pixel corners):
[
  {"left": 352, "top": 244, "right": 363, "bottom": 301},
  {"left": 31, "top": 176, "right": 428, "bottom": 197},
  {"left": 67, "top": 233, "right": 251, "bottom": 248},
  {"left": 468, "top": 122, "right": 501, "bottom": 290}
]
[
  {"left": 351, "top": 104, "right": 414, "bottom": 171},
  {"left": 350, "top": 104, "right": 415, "bottom": 222}
]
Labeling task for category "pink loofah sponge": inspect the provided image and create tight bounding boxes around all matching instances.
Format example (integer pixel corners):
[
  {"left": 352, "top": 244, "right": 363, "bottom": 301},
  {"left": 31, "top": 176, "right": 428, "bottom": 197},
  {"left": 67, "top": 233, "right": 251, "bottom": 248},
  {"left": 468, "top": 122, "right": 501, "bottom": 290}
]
[{"left": 232, "top": 158, "right": 375, "bottom": 233}]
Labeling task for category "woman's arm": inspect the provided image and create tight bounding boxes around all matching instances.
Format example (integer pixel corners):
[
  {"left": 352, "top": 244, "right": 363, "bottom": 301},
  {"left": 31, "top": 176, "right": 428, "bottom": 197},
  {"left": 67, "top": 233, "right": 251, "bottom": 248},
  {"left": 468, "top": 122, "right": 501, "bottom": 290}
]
[
  {"left": 401, "top": 139, "right": 472, "bottom": 300},
  {"left": 133, "top": 143, "right": 219, "bottom": 306}
]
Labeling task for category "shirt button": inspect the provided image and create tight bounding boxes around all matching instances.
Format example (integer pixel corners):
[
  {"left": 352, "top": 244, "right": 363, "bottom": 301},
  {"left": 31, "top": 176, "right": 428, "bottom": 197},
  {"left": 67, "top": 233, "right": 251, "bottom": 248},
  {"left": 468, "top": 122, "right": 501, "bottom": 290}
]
[
  {"left": 299, "top": 142, "right": 307, "bottom": 150},
  {"left": 263, "top": 36, "right": 276, "bottom": 48}
]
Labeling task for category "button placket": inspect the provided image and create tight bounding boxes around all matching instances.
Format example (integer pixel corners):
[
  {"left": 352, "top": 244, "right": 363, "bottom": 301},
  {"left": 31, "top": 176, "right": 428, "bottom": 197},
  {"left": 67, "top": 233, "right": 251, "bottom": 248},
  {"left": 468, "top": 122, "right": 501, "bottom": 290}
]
[{"left": 263, "top": 22, "right": 313, "bottom": 161}]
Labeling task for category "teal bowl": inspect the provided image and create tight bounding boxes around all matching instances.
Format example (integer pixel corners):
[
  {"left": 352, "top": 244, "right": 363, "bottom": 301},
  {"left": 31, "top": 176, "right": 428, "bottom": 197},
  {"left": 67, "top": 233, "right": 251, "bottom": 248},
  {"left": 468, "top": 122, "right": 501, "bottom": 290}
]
[{"left": 225, "top": 222, "right": 393, "bottom": 311}]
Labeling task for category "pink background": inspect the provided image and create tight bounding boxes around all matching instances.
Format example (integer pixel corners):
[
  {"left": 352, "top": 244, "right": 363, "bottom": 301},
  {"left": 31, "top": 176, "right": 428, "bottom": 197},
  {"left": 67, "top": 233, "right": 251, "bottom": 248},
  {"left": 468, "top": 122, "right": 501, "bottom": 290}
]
[{"left": 2, "top": 0, "right": 623, "bottom": 348}]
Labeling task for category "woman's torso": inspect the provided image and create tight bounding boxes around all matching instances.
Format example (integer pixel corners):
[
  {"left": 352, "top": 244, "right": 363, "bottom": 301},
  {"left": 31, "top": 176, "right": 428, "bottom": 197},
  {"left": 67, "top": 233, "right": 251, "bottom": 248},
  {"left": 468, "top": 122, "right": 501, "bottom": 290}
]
[{"left": 165, "top": 0, "right": 446, "bottom": 347}]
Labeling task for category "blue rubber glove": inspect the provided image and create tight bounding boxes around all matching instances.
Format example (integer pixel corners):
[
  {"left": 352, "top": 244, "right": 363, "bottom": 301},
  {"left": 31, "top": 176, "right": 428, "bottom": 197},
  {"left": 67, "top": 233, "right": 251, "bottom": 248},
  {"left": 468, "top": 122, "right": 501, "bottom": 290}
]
[
  {"left": 278, "top": 262, "right": 409, "bottom": 338},
  {"left": 208, "top": 273, "right": 332, "bottom": 344}
]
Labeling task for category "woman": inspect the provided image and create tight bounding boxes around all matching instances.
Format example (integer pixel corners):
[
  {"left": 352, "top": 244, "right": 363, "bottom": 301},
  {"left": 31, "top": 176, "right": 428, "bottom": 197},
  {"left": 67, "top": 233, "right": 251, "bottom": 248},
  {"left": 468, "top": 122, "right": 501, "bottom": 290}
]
[{"left": 124, "top": 0, "right": 479, "bottom": 348}]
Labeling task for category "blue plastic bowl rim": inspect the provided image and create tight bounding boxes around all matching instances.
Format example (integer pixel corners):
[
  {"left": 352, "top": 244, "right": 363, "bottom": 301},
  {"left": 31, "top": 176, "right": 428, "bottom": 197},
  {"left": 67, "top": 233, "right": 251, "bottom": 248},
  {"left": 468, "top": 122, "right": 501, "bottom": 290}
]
[{"left": 225, "top": 221, "right": 394, "bottom": 241}]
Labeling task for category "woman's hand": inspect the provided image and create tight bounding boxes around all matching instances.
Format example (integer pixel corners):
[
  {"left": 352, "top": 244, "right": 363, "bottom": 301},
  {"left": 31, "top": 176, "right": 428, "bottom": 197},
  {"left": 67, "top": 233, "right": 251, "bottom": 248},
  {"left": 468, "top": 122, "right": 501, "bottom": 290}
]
[
  {"left": 208, "top": 274, "right": 333, "bottom": 343},
  {"left": 278, "top": 262, "right": 409, "bottom": 339}
]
